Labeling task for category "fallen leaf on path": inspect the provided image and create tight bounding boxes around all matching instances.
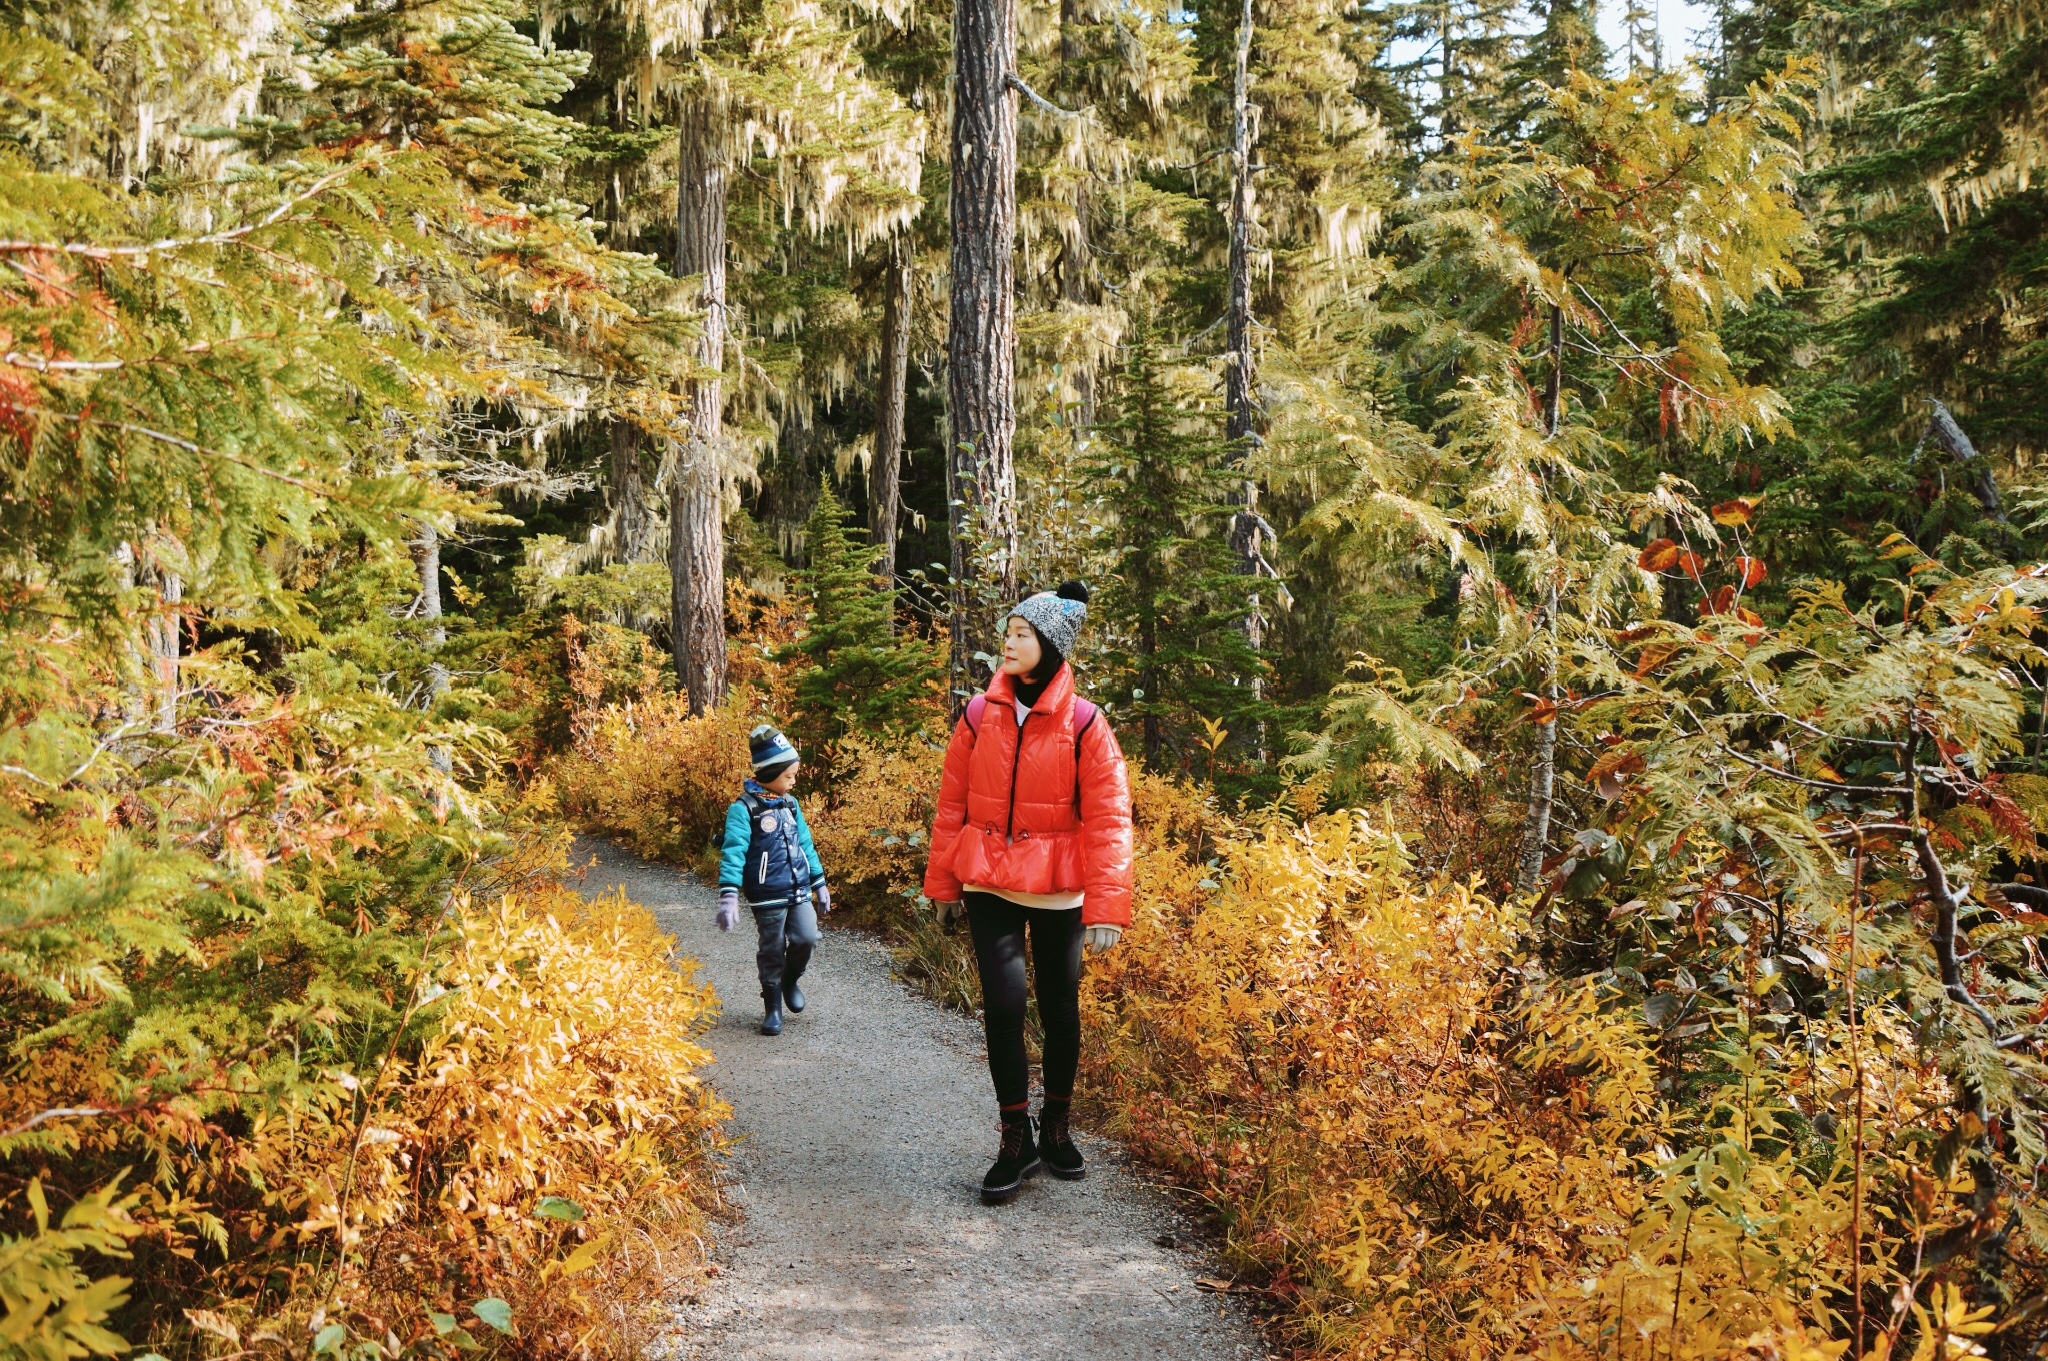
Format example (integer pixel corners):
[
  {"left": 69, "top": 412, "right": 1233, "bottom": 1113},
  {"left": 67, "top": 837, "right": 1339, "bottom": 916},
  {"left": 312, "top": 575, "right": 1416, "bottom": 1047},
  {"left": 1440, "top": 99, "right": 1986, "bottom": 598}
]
[{"left": 1196, "top": 1276, "right": 1259, "bottom": 1294}]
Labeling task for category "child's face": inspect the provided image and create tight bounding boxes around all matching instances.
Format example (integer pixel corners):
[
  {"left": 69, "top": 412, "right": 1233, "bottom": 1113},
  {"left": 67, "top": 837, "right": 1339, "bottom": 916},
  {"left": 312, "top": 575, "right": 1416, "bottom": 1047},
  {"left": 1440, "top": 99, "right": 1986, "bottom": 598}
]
[
  {"left": 999, "top": 618, "right": 1043, "bottom": 679},
  {"left": 763, "top": 761, "right": 800, "bottom": 794}
]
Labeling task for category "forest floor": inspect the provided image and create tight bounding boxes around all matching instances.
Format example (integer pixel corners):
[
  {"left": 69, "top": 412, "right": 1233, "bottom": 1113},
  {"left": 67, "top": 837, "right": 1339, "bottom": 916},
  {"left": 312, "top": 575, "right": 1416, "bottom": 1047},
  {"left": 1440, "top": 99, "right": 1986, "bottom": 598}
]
[{"left": 571, "top": 838, "right": 1271, "bottom": 1361}]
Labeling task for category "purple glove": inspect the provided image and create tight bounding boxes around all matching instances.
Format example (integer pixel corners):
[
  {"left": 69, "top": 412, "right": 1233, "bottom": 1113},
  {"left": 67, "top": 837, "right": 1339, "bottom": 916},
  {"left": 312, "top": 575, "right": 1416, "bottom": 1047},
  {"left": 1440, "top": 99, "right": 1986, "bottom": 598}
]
[
  {"left": 813, "top": 883, "right": 832, "bottom": 914},
  {"left": 716, "top": 889, "right": 739, "bottom": 932}
]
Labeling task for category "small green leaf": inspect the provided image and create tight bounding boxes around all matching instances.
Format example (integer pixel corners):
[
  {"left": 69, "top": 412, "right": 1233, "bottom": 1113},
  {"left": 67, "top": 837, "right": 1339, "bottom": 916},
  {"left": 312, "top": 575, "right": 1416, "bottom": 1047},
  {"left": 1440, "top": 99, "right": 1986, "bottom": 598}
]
[
  {"left": 428, "top": 1315, "right": 458, "bottom": 1338},
  {"left": 470, "top": 1299, "right": 514, "bottom": 1336},
  {"left": 314, "top": 1324, "right": 347, "bottom": 1355},
  {"left": 535, "top": 1195, "right": 584, "bottom": 1222}
]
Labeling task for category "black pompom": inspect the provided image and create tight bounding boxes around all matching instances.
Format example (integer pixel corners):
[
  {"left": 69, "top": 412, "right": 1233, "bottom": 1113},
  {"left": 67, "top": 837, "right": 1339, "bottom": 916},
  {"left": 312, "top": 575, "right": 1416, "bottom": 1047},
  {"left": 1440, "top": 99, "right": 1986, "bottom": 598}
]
[{"left": 1055, "top": 580, "right": 1090, "bottom": 604}]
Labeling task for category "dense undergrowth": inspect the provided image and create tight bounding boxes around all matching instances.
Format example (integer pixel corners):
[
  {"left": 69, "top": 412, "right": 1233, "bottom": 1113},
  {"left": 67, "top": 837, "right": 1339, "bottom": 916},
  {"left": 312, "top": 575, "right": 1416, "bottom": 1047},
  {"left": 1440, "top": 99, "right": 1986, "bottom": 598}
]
[
  {"left": 0, "top": 8, "right": 727, "bottom": 1354},
  {"left": 554, "top": 548, "right": 2048, "bottom": 1358}
]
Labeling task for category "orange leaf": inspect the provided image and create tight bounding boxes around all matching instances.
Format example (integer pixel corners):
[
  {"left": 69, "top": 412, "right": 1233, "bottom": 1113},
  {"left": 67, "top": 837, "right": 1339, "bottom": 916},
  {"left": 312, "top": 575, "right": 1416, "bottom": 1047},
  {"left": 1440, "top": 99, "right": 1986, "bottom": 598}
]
[
  {"left": 1637, "top": 539, "right": 1680, "bottom": 572},
  {"left": 1634, "top": 641, "right": 1680, "bottom": 677},
  {"left": 1735, "top": 607, "right": 1763, "bottom": 627},
  {"left": 1677, "top": 551, "right": 1707, "bottom": 583},
  {"left": 1711, "top": 497, "right": 1759, "bottom": 526},
  {"left": 1706, "top": 585, "right": 1736, "bottom": 615},
  {"left": 1526, "top": 698, "right": 1559, "bottom": 725},
  {"left": 1735, "top": 555, "right": 1767, "bottom": 587}
]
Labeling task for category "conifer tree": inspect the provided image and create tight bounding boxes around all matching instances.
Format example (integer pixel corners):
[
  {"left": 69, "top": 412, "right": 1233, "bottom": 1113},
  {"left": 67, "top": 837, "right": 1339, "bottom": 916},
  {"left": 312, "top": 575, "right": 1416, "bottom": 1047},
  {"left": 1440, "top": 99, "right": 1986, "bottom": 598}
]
[
  {"left": 785, "top": 479, "right": 942, "bottom": 767},
  {"left": 1270, "top": 65, "right": 1808, "bottom": 879},
  {"left": 1811, "top": 0, "right": 2047, "bottom": 482},
  {"left": 1089, "top": 325, "right": 1265, "bottom": 777}
]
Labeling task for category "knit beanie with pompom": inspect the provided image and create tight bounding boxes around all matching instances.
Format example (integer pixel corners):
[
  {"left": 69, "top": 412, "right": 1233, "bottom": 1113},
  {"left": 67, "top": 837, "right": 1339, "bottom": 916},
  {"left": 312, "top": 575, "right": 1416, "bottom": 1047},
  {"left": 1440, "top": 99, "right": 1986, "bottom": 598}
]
[
  {"left": 1007, "top": 581, "right": 1090, "bottom": 677},
  {"left": 749, "top": 724, "right": 799, "bottom": 778}
]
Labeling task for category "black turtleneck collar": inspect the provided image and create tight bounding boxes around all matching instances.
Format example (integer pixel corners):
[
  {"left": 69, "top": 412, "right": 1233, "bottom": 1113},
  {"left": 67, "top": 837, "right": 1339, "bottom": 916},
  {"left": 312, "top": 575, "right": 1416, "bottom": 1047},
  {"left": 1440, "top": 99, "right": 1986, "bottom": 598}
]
[{"left": 1012, "top": 672, "right": 1052, "bottom": 712}]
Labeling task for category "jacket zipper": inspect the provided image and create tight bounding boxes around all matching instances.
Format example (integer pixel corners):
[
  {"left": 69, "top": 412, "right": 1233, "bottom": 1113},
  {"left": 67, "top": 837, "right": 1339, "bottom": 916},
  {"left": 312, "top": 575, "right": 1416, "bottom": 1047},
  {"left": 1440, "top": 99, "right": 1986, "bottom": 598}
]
[{"left": 1006, "top": 708, "right": 1029, "bottom": 840}]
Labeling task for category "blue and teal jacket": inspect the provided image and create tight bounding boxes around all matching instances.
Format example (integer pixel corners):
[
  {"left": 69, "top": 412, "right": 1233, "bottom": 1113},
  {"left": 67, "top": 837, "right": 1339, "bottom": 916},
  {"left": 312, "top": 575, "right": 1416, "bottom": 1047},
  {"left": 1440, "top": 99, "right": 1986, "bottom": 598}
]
[{"left": 719, "top": 779, "right": 824, "bottom": 907}]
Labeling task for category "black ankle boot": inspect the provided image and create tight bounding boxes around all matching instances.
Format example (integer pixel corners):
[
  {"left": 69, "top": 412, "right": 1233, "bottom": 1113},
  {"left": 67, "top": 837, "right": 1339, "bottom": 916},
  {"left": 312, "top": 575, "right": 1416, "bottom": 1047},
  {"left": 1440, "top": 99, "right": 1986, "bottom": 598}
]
[
  {"left": 760, "top": 986, "right": 784, "bottom": 1036},
  {"left": 981, "top": 1112, "right": 1041, "bottom": 1204},
  {"left": 782, "top": 945, "right": 811, "bottom": 1014},
  {"left": 1038, "top": 1103, "right": 1085, "bottom": 1180}
]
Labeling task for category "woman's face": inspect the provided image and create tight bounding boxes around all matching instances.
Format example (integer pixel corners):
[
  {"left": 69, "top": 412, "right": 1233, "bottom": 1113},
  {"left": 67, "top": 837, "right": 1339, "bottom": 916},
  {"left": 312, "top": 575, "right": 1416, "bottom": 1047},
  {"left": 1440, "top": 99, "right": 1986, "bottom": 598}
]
[
  {"left": 999, "top": 618, "right": 1043, "bottom": 680},
  {"left": 763, "top": 761, "right": 800, "bottom": 795}
]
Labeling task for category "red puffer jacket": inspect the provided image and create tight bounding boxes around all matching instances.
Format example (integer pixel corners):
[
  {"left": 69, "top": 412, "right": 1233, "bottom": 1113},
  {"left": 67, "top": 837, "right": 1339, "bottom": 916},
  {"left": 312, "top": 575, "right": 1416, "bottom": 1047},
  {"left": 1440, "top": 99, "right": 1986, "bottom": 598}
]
[{"left": 922, "top": 664, "right": 1134, "bottom": 926}]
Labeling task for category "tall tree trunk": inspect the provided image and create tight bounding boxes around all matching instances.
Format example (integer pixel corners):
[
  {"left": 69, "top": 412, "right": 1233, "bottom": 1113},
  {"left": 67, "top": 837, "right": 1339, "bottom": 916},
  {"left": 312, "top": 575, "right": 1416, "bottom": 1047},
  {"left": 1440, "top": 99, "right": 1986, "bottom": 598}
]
[
  {"left": 609, "top": 421, "right": 651, "bottom": 564},
  {"left": 144, "top": 563, "right": 181, "bottom": 735},
  {"left": 870, "top": 239, "right": 911, "bottom": 599},
  {"left": 1139, "top": 599, "right": 1160, "bottom": 770},
  {"left": 1222, "top": 0, "right": 1266, "bottom": 756},
  {"left": 415, "top": 521, "right": 452, "bottom": 775},
  {"left": 1059, "top": 0, "right": 1095, "bottom": 427},
  {"left": 946, "top": 0, "right": 1020, "bottom": 710},
  {"left": 1514, "top": 301, "right": 1566, "bottom": 896},
  {"left": 672, "top": 94, "right": 729, "bottom": 716},
  {"left": 1222, "top": 0, "right": 1256, "bottom": 452}
]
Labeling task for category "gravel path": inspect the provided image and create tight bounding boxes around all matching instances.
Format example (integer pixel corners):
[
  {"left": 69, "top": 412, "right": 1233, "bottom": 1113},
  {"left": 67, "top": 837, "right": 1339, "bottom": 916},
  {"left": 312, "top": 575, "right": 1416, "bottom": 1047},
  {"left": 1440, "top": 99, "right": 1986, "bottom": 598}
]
[{"left": 572, "top": 838, "right": 1269, "bottom": 1361}]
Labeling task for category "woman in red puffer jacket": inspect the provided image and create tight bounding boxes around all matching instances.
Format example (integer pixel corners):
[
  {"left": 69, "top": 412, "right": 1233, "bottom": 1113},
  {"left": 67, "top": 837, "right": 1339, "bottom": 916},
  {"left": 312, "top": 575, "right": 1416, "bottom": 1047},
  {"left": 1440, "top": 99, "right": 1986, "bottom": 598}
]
[{"left": 924, "top": 580, "right": 1134, "bottom": 1205}]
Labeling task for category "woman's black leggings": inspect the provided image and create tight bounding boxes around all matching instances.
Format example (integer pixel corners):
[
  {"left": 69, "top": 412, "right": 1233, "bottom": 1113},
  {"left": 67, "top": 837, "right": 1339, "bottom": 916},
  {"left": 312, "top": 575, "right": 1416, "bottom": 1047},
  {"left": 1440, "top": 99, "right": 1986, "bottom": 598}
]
[{"left": 964, "top": 891, "right": 1084, "bottom": 1109}]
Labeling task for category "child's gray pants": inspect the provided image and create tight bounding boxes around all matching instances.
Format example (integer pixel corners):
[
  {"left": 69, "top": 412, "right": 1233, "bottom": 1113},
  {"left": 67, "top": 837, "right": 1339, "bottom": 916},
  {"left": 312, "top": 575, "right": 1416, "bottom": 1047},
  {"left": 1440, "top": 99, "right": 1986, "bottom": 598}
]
[{"left": 751, "top": 894, "right": 819, "bottom": 993}]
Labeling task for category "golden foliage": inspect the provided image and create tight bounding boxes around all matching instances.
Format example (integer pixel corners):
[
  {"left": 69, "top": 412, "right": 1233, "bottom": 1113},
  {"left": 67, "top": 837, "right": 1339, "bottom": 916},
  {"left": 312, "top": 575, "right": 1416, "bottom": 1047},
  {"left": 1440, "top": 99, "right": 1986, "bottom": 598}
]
[
  {"left": 1079, "top": 800, "right": 1991, "bottom": 1358},
  {"left": 1, "top": 840, "right": 725, "bottom": 1361},
  {"left": 318, "top": 872, "right": 727, "bottom": 1357},
  {"left": 550, "top": 688, "right": 759, "bottom": 870}
]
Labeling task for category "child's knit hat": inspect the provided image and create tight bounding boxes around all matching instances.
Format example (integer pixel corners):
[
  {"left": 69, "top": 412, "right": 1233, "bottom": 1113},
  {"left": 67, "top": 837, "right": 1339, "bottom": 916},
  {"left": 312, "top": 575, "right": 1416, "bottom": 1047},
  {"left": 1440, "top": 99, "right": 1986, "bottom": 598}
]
[
  {"left": 1008, "top": 581, "right": 1090, "bottom": 667},
  {"left": 749, "top": 724, "right": 799, "bottom": 772}
]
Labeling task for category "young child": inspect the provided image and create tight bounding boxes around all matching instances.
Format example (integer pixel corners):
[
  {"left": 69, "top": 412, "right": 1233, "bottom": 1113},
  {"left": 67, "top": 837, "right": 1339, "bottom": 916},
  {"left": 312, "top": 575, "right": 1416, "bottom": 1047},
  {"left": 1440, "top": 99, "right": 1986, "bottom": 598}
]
[{"left": 717, "top": 725, "right": 831, "bottom": 1036}]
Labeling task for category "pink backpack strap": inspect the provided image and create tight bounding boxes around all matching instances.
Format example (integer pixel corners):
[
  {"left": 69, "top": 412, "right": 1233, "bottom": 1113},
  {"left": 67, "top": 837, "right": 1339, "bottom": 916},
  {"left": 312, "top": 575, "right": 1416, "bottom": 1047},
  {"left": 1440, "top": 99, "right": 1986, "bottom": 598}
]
[
  {"left": 962, "top": 694, "right": 989, "bottom": 737},
  {"left": 1070, "top": 699, "right": 1098, "bottom": 813}
]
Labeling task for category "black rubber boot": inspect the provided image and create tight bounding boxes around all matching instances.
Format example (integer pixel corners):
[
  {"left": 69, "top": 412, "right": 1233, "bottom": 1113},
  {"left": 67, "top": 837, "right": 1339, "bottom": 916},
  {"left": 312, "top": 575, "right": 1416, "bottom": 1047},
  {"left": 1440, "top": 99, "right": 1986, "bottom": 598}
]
[
  {"left": 1038, "top": 1102, "right": 1085, "bottom": 1180},
  {"left": 760, "top": 987, "right": 784, "bottom": 1037},
  {"left": 981, "top": 1112, "right": 1041, "bottom": 1204},
  {"left": 782, "top": 944, "right": 812, "bottom": 1014}
]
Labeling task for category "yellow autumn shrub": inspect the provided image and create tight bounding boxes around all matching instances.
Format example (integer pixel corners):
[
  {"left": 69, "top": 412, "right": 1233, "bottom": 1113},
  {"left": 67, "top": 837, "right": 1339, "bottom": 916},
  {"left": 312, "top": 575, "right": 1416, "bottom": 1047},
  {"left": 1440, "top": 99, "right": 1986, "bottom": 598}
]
[
  {"left": 549, "top": 691, "right": 759, "bottom": 870},
  {"left": 1, "top": 839, "right": 724, "bottom": 1361},
  {"left": 311, "top": 873, "right": 727, "bottom": 1358},
  {"left": 1084, "top": 803, "right": 1953, "bottom": 1359}
]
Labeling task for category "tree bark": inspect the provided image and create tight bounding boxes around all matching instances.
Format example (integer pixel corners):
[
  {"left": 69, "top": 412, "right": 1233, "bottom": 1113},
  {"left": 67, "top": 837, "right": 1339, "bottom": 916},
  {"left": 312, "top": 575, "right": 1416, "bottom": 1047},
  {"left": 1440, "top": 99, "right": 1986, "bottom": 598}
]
[
  {"left": 1514, "top": 301, "right": 1567, "bottom": 895},
  {"left": 1222, "top": 0, "right": 1256, "bottom": 457},
  {"left": 609, "top": 421, "right": 652, "bottom": 564},
  {"left": 672, "top": 94, "right": 729, "bottom": 716},
  {"left": 415, "top": 521, "right": 451, "bottom": 774},
  {"left": 1222, "top": 0, "right": 1267, "bottom": 755},
  {"left": 1059, "top": 0, "right": 1096, "bottom": 427},
  {"left": 1514, "top": 660, "right": 1556, "bottom": 895},
  {"left": 870, "top": 239, "right": 912, "bottom": 596},
  {"left": 947, "top": 0, "right": 1021, "bottom": 709},
  {"left": 144, "top": 564, "right": 181, "bottom": 735}
]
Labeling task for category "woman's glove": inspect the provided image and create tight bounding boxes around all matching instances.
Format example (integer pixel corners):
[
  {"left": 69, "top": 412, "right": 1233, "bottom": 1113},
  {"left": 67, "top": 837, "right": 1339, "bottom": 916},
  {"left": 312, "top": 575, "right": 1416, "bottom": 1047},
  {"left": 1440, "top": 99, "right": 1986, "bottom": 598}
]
[
  {"left": 1083, "top": 924, "right": 1123, "bottom": 956},
  {"left": 934, "top": 899, "right": 966, "bottom": 932},
  {"left": 813, "top": 883, "right": 832, "bottom": 914},
  {"left": 716, "top": 889, "right": 739, "bottom": 933}
]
